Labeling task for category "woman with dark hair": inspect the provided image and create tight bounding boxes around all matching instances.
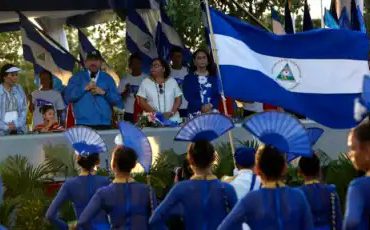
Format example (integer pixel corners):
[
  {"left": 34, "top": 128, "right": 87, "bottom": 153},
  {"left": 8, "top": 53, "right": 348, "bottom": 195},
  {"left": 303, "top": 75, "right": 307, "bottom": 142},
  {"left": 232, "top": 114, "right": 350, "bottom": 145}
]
[
  {"left": 219, "top": 112, "right": 314, "bottom": 230},
  {"left": 33, "top": 104, "right": 64, "bottom": 133},
  {"left": 298, "top": 154, "right": 342, "bottom": 230},
  {"left": 344, "top": 121, "right": 370, "bottom": 229},
  {"left": 150, "top": 114, "right": 237, "bottom": 229},
  {"left": 137, "top": 58, "right": 182, "bottom": 122},
  {"left": 0, "top": 63, "right": 27, "bottom": 135},
  {"left": 30, "top": 69, "right": 65, "bottom": 130},
  {"left": 78, "top": 122, "right": 157, "bottom": 229},
  {"left": 182, "top": 49, "right": 220, "bottom": 116},
  {"left": 46, "top": 127, "right": 110, "bottom": 229}
]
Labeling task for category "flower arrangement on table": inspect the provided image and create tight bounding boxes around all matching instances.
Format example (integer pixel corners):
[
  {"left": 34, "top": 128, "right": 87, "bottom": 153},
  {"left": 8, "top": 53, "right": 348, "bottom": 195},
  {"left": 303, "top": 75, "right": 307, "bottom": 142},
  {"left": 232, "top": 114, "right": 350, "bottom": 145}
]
[{"left": 136, "top": 112, "right": 182, "bottom": 128}]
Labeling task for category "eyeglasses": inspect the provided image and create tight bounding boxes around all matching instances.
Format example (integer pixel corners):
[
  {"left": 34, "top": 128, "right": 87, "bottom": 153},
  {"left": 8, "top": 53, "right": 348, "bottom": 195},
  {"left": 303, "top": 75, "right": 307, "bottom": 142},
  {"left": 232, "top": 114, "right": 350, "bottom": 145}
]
[
  {"left": 158, "top": 84, "right": 164, "bottom": 94},
  {"left": 152, "top": 64, "right": 162, "bottom": 69}
]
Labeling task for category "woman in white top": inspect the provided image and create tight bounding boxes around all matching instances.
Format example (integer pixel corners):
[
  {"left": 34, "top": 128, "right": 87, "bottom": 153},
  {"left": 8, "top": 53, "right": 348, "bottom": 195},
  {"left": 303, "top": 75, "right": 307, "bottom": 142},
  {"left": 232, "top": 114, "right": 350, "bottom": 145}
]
[{"left": 137, "top": 58, "right": 182, "bottom": 121}]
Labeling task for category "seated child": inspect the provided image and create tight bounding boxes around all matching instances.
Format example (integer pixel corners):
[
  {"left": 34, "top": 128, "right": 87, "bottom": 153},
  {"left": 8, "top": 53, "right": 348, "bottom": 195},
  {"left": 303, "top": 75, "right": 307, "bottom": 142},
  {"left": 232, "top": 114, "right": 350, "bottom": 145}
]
[{"left": 34, "top": 105, "right": 64, "bottom": 133}]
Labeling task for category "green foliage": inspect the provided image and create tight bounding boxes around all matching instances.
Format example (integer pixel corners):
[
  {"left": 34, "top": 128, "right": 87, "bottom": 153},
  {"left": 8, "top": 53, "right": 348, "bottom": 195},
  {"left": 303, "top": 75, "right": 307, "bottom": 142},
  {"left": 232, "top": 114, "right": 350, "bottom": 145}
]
[
  {"left": 325, "top": 153, "right": 358, "bottom": 211},
  {"left": 285, "top": 165, "right": 303, "bottom": 186},
  {"left": 14, "top": 197, "right": 53, "bottom": 229},
  {"left": 148, "top": 149, "right": 185, "bottom": 199},
  {"left": 237, "top": 139, "right": 260, "bottom": 149},
  {"left": 43, "top": 144, "right": 78, "bottom": 177},
  {"left": 0, "top": 197, "right": 17, "bottom": 227},
  {"left": 213, "top": 143, "right": 234, "bottom": 178},
  {"left": 0, "top": 155, "right": 59, "bottom": 198}
]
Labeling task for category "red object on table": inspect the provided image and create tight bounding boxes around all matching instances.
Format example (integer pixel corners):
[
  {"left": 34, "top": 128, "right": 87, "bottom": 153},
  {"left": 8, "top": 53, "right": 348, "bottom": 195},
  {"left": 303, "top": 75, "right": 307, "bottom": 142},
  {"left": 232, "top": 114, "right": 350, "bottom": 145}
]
[
  {"left": 263, "top": 103, "right": 278, "bottom": 111},
  {"left": 65, "top": 103, "right": 75, "bottom": 128},
  {"left": 218, "top": 97, "right": 234, "bottom": 116},
  {"left": 133, "top": 98, "right": 143, "bottom": 123}
]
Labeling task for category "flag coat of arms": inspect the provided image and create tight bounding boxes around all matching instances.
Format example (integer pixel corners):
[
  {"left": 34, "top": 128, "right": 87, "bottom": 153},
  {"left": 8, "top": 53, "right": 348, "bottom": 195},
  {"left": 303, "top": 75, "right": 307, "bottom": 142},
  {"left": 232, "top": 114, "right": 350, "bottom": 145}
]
[{"left": 208, "top": 8, "right": 369, "bottom": 128}]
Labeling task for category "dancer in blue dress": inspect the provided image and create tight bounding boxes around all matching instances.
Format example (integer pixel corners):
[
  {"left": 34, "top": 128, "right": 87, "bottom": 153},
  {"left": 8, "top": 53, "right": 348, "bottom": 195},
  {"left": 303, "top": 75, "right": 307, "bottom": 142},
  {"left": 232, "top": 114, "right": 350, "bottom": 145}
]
[
  {"left": 218, "top": 112, "right": 314, "bottom": 230},
  {"left": 77, "top": 122, "right": 157, "bottom": 229},
  {"left": 46, "top": 126, "right": 110, "bottom": 230},
  {"left": 150, "top": 114, "right": 238, "bottom": 230},
  {"left": 298, "top": 154, "right": 342, "bottom": 230},
  {"left": 344, "top": 121, "right": 370, "bottom": 229}
]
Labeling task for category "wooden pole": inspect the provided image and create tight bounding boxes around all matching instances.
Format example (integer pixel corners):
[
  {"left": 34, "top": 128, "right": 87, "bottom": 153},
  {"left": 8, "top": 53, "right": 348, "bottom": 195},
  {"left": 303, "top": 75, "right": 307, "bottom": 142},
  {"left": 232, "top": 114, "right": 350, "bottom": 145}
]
[{"left": 203, "top": 0, "right": 235, "bottom": 154}]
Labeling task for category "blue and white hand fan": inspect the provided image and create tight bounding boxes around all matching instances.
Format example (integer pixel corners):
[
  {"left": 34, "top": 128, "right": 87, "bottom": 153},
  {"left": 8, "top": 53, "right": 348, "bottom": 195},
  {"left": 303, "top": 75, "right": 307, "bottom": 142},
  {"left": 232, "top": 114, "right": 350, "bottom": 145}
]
[
  {"left": 118, "top": 122, "right": 152, "bottom": 173},
  {"left": 354, "top": 75, "right": 370, "bottom": 122},
  {"left": 287, "top": 127, "right": 324, "bottom": 162},
  {"left": 64, "top": 126, "right": 107, "bottom": 157},
  {"left": 174, "top": 113, "right": 234, "bottom": 142},
  {"left": 243, "top": 112, "right": 311, "bottom": 157}
]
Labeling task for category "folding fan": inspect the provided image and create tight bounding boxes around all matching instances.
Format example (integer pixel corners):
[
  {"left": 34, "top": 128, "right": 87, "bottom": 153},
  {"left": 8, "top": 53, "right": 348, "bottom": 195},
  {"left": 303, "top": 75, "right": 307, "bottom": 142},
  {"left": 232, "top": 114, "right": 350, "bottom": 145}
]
[
  {"left": 287, "top": 127, "right": 324, "bottom": 162},
  {"left": 174, "top": 113, "right": 234, "bottom": 142},
  {"left": 64, "top": 126, "right": 107, "bottom": 157},
  {"left": 118, "top": 122, "right": 152, "bottom": 173},
  {"left": 242, "top": 112, "right": 311, "bottom": 157}
]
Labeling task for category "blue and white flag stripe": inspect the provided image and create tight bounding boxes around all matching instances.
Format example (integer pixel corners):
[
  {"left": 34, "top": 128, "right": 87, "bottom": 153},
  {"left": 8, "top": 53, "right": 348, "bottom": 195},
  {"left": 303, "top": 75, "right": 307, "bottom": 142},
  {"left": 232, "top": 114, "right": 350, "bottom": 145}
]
[
  {"left": 20, "top": 14, "right": 75, "bottom": 83},
  {"left": 126, "top": 8, "right": 186, "bottom": 72},
  {"left": 209, "top": 8, "right": 369, "bottom": 128}
]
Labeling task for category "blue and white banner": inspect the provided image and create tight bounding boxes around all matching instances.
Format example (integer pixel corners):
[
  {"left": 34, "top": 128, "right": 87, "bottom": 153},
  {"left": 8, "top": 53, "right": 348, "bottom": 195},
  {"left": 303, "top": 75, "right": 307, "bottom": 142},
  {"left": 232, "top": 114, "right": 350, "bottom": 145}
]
[
  {"left": 78, "top": 28, "right": 96, "bottom": 62},
  {"left": 209, "top": 8, "right": 369, "bottom": 128},
  {"left": 19, "top": 13, "right": 75, "bottom": 84},
  {"left": 126, "top": 8, "right": 186, "bottom": 72}
]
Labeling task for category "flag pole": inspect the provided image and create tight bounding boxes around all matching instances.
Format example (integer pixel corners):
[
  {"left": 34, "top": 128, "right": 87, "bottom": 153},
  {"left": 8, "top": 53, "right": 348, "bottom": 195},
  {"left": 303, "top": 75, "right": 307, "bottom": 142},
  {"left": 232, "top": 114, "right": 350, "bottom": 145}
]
[
  {"left": 203, "top": 0, "right": 235, "bottom": 154},
  {"left": 17, "top": 11, "right": 82, "bottom": 65}
]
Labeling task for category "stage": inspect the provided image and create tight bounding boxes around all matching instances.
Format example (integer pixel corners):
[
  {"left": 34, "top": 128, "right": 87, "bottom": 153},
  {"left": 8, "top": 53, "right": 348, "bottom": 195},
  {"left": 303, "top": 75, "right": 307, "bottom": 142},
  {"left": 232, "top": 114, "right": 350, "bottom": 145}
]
[{"left": 0, "top": 120, "right": 350, "bottom": 167}]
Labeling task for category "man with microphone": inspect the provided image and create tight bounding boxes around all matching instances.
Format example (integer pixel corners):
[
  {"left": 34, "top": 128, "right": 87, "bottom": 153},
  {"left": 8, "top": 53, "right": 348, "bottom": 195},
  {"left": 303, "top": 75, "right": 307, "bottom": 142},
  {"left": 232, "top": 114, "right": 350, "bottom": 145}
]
[{"left": 65, "top": 50, "right": 123, "bottom": 130}]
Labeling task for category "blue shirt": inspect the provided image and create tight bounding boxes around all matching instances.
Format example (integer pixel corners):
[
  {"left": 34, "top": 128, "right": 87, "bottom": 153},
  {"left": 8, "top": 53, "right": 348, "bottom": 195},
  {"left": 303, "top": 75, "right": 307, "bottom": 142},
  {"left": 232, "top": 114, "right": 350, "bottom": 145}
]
[
  {"left": 150, "top": 179, "right": 237, "bottom": 230},
  {"left": 78, "top": 182, "right": 157, "bottom": 230},
  {"left": 46, "top": 175, "right": 110, "bottom": 230},
  {"left": 344, "top": 177, "right": 370, "bottom": 230},
  {"left": 299, "top": 183, "right": 342, "bottom": 230},
  {"left": 218, "top": 186, "right": 314, "bottom": 230},
  {"left": 0, "top": 84, "right": 27, "bottom": 135},
  {"left": 64, "top": 70, "right": 123, "bottom": 126}
]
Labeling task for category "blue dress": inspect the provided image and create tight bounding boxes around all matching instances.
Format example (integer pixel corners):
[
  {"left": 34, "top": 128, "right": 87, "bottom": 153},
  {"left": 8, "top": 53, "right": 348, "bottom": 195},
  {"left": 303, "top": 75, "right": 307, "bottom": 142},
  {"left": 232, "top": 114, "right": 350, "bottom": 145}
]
[
  {"left": 64, "top": 70, "right": 123, "bottom": 126},
  {"left": 299, "top": 183, "right": 342, "bottom": 230},
  {"left": 182, "top": 74, "right": 220, "bottom": 115},
  {"left": 78, "top": 182, "right": 157, "bottom": 230},
  {"left": 45, "top": 175, "right": 110, "bottom": 230},
  {"left": 343, "top": 177, "right": 370, "bottom": 230},
  {"left": 149, "top": 178, "right": 237, "bottom": 230},
  {"left": 218, "top": 186, "right": 314, "bottom": 230}
]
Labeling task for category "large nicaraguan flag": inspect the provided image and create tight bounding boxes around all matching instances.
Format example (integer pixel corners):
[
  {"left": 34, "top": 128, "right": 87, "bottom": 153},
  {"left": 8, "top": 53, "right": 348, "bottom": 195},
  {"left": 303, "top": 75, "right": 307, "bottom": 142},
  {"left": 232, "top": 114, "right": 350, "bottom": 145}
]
[
  {"left": 19, "top": 13, "right": 75, "bottom": 84},
  {"left": 209, "top": 8, "right": 369, "bottom": 129}
]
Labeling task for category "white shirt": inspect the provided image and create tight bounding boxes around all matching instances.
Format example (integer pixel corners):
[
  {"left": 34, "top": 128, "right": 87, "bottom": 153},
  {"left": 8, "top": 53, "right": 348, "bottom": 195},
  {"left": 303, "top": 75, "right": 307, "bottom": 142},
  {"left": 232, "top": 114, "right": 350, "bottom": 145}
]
[
  {"left": 118, "top": 73, "right": 148, "bottom": 114},
  {"left": 31, "top": 90, "right": 65, "bottom": 128},
  {"left": 137, "top": 77, "right": 182, "bottom": 114},
  {"left": 230, "top": 169, "right": 261, "bottom": 200},
  {"left": 243, "top": 102, "right": 263, "bottom": 113},
  {"left": 170, "top": 67, "right": 188, "bottom": 109}
]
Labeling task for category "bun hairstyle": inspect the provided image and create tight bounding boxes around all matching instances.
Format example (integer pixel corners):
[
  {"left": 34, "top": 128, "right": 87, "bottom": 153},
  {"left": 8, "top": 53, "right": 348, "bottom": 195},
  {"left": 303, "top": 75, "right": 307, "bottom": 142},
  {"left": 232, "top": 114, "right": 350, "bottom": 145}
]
[
  {"left": 187, "top": 140, "right": 215, "bottom": 169},
  {"left": 77, "top": 153, "right": 100, "bottom": 171}
]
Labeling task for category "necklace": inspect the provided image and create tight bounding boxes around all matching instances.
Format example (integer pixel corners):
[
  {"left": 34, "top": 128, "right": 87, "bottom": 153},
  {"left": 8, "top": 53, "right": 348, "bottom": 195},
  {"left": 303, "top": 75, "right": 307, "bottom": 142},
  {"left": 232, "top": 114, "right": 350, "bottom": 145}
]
[{"left": 155, "top": 80, "right": 166, "bottom": 112}]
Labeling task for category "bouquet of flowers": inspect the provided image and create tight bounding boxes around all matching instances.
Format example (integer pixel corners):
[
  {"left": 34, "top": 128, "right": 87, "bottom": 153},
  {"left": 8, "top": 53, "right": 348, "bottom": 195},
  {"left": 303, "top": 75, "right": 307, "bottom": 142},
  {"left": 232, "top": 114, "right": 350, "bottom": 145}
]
[{"left": 136, "top": 112, "right": 181, "bottom": 128}]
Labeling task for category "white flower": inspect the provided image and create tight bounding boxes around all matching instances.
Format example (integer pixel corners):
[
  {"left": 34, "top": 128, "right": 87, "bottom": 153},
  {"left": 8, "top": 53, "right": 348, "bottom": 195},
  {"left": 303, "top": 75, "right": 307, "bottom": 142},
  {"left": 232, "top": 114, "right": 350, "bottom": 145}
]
[
  {"left": 205, "top": 83, "right": 212, "bottom": 88},
  {"left": 198, "top": 76, "right": 207, "bottom": 85}
]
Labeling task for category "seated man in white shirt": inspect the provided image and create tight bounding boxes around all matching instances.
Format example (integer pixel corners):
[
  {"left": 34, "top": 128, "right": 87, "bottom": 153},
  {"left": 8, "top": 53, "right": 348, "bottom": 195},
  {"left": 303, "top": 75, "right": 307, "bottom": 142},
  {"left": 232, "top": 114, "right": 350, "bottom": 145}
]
[{"left": 229, "top": 147, "right": 261, "bottom": 200}]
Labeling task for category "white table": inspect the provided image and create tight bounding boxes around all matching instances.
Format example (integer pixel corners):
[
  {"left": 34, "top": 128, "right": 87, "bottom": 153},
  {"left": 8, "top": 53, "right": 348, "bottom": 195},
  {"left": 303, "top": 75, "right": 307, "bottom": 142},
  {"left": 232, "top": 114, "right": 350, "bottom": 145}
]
[{"left": 0, "top": 121, "right": 350, "bottom": 166}]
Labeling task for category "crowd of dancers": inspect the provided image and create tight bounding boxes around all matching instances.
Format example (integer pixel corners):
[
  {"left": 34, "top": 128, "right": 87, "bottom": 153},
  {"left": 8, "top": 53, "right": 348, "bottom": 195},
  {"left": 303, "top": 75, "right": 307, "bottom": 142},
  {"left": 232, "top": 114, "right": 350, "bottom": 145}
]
[{"left": 0, "top": 110, "right": 361, "bottom": 229}]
